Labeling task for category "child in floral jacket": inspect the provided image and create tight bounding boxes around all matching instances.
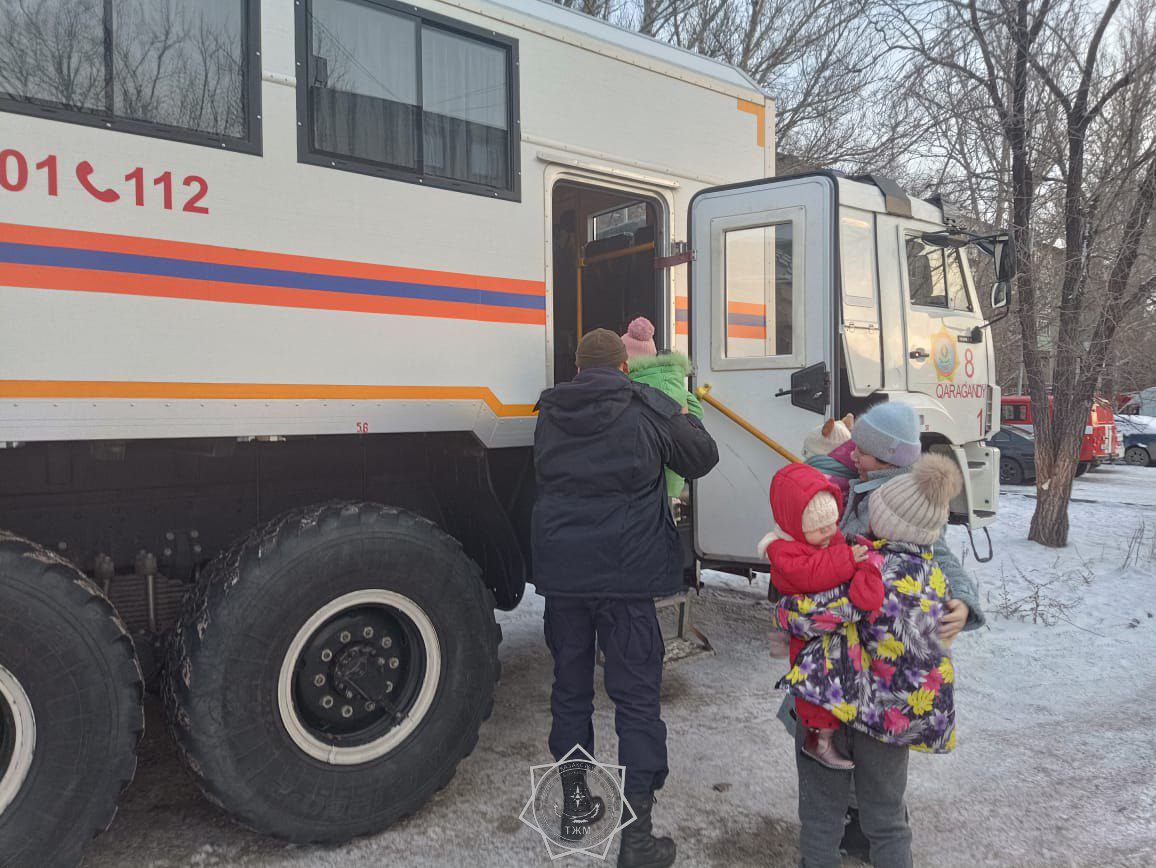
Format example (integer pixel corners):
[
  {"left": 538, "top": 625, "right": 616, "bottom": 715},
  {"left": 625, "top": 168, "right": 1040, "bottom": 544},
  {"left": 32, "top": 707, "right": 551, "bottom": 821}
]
[
  {"left": 781, "top": 453, "right": 963, "bottom": 753},
  {"left": 759, "top": 463, "right": 883, "bottom": 770}
]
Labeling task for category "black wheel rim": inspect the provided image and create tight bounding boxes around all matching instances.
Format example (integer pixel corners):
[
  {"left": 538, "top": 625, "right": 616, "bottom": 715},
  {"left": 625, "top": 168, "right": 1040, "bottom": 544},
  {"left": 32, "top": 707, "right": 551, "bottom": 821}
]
[
  {"left": 1000, "top": 459, "right": 1020, "bottom": 484},
  {"left": 290, "top": 605, "right": 426, "bottom": 748}
]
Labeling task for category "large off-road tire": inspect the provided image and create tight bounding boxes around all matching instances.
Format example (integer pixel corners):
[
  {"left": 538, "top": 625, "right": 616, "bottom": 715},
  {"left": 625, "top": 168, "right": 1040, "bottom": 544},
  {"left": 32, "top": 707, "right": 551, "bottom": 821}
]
[
  {"left": 1075, "top": 461, "right": 1090, "bottom": 477},
  {"left": 164, "top": 502, "right": 501, "bottom": 843},
  {"left": 0, "top": 534, "right": 143, "bottom": 868}
]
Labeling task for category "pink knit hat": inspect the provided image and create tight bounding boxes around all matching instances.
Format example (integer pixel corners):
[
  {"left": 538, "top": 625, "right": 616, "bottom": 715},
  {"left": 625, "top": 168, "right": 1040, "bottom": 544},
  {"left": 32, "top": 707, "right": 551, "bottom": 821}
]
[{"left": 621, "top": 317, "right": 657, "bottom": 358}]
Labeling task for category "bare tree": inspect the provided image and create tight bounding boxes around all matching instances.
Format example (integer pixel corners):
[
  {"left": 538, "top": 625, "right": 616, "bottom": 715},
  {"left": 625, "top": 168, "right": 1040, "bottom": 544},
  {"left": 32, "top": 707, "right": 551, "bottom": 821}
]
[{"left": 885, "top": 0, "right": 1156, "bottom": 546}]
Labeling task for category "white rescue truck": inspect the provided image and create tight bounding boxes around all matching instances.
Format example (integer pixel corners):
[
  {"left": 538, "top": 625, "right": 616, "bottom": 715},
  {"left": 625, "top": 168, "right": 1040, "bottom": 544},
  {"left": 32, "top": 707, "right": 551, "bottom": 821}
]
[{"left": 0, "top": 0, "right": 1014, "bottom": 861}]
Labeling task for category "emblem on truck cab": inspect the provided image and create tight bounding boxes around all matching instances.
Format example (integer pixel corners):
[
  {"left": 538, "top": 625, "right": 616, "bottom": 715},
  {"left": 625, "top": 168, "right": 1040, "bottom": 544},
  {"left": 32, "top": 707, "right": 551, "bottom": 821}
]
[{"left": 932, "top": 327, "right": 959, "bottom": 381}]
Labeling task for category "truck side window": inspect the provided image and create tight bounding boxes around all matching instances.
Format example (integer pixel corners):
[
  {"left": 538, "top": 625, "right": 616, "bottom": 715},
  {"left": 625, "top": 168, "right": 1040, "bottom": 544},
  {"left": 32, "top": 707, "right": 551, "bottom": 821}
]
[
  {"left": 906, "top": 238, "right": 974, "bottom": 312},
  {"left": 0, "top": 0, "right": 259, "bottom": 151},
  {"left": 592, "top": 202, "right": 648, "bottom": 241},
  {"left": 841, "top": 215, "right": 876, "bottom": 305},
  {"left": 1001, "top": 403, "right": 1027, "bottom": 423},
  {"left": 309, "top": 0, "right": 420, "bottom": 171},
  {"left": 723, "top": 223, "right": 794, "bottom": 359},
  {"left": 302, "top": 0, "right": 518, "bottom": 199}
]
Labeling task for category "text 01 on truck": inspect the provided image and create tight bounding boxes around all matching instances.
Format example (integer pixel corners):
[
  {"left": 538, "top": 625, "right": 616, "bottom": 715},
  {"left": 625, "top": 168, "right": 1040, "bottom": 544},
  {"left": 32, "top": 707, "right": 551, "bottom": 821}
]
[{"left": 0, "top": 0, "right": 1013, "bottom": 861}]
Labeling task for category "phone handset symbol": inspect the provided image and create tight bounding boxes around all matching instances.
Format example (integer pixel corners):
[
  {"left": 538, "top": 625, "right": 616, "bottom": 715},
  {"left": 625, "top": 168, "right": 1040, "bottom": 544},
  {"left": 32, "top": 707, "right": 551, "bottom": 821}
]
[{"left": 76, "top": 161, "right": 120, "bottom": 203}]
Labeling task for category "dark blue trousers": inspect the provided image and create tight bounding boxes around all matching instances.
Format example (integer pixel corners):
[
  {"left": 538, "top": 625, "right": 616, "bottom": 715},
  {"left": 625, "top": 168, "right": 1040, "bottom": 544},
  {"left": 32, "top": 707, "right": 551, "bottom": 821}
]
[{"left": 543, "top": 597, "right": 668, "bottom": 796}]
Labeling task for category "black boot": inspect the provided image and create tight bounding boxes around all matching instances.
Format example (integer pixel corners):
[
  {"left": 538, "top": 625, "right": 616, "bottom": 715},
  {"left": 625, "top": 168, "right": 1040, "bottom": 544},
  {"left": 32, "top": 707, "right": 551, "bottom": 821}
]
[
  {"left": 559, "top": 765, "right": 606, "bottom": 842},
  {"left": 839, "top": 808, "right": 870, "bottom": 862},
  {"left": 617, "top": 793, "right": 676, "bottom": 868}
]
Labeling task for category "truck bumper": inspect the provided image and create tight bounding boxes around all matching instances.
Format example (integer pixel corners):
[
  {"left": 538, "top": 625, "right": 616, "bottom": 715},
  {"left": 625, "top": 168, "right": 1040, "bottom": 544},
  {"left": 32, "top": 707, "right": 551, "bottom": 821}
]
[{"left": 939, "top": 442, "right": 999, "bottom": 530}]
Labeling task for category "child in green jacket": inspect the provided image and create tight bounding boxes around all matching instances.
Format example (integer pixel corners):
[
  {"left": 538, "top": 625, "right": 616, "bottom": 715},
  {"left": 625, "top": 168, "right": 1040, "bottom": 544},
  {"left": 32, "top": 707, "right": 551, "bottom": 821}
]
[{"left": 621, "top": 317, "right": 703, "bottom": 497}]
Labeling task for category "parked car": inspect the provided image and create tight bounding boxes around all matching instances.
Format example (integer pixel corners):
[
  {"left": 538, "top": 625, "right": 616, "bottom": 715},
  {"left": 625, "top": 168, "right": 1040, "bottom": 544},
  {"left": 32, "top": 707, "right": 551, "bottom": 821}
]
[
  {"left": 1116, "top": 415, "right": 1156, "bottom": 467},
  {"left": 990, "top": 426, "right": 1037, "bottom": 485}
]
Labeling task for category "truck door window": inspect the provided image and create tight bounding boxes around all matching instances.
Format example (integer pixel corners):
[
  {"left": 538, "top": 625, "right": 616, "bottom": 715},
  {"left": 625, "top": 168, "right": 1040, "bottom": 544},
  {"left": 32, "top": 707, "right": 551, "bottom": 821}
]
[
  {"left": 906, "top": 238, "right": 974, "bottom": 312},
  {"left": 0, "top": 0, "right": 259, "bottom": 151},
  {"left": 943, "top": 248, "right": 973, "bottom": 311},
  {"left": 301, "top": 0, "right": 519, "bottom": 199},
  {"left": 723, "top": 223, "right": 794, "bottom": 359}
]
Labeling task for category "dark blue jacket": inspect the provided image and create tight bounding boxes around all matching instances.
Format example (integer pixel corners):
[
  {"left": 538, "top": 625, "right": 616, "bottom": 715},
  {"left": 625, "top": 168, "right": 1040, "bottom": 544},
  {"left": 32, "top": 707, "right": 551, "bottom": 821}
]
[{"left": 531, "top": 367, "right": 719, "bottom": 598}]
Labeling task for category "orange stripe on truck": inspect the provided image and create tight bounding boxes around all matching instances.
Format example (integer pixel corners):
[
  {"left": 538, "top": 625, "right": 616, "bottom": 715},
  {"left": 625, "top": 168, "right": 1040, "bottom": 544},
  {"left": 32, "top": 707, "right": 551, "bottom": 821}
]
[
  {"left": 0, "top": 263, "right": 547, "bottom": 326},
  {"left": 0, "top": 222, "right": 546, "bottom": 297},
  {"left": 0, "top": 222, "right": 546, "bottom": 326},
  {"left": 0, "top": 381, "right": 538, "bottom": 417}
]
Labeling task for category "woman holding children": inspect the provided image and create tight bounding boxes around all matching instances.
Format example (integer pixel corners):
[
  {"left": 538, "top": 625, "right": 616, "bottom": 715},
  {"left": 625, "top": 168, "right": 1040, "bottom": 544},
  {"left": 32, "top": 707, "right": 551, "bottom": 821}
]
[{"left": 763, "top": 402, "right": 985, "bottom": 867}]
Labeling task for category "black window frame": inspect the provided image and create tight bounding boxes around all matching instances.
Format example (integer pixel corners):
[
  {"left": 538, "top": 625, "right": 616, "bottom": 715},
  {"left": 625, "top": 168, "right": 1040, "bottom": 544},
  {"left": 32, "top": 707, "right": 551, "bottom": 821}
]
[
  {"left": 296, "top": 0, "right": 521, "bottom": 202},
  {"left": 0, "top": 0, "right": 262, "bottom": 155}
]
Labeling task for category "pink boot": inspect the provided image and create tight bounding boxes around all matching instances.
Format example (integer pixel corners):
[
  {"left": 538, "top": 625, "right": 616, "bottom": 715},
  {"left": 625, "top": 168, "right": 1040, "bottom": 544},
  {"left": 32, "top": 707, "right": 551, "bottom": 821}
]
[{"left": 802, "top": 728, "right": 855, "bottom": 770}]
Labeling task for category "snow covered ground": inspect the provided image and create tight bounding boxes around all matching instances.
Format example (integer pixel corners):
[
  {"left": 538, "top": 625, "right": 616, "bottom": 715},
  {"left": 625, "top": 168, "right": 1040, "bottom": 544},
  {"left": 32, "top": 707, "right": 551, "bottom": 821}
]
[{"left": 84, "top": 465, "right": 1156, "bottom": 867}]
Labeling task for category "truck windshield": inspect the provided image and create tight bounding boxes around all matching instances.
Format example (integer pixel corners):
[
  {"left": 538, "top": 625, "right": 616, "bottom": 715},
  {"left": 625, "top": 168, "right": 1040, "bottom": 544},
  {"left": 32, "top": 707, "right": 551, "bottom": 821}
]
[{"left": 905, "top": 238, "right": 974, "bottom": 312}]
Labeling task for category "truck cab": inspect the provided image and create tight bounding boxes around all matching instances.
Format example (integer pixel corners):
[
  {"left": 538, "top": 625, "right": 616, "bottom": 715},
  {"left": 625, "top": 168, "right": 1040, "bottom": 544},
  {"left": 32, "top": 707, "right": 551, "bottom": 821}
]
[{"left": 687, "top": 172, "right": 1010, "bottom": 566}]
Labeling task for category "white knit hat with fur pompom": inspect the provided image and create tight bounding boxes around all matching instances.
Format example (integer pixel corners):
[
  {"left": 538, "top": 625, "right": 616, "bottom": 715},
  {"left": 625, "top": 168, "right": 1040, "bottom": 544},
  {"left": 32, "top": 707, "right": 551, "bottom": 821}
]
[
  {"left": 756, "top": 490, "right": 840, "bottom": 555},
  {"left": 802, "top": 414, "right": 854, "bottom": 458},
  {"left": 869, "top": 453, "right": 963, "bottom": 545}
]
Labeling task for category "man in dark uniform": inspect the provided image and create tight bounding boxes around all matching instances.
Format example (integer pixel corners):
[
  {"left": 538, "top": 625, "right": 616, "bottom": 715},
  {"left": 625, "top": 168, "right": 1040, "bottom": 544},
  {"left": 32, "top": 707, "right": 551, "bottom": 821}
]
[{"left": 532, "top": 328, "right": 719, "bottom": 868}]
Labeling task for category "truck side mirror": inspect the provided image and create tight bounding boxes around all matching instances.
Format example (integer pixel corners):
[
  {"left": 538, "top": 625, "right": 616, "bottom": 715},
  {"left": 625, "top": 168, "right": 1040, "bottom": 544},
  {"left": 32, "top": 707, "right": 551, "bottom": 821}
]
[
  {"left": 990, "top": 280, "right": 1010, "bottom": 309},
  {"left": 774, "top": 362, "right": 829, "bottom": 415},
  {"left": 993, "top": 233, "right": 1017, "bottom": 282}
]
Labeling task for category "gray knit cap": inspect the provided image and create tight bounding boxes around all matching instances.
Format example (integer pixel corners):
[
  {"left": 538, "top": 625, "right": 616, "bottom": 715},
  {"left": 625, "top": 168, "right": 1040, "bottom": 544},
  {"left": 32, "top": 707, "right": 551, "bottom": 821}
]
[
  {"left": 869, "top": 453, "right": 963, "bottom": 545},
  {"left": 854, "top": 402, "right": 922, "bottom": 468}
]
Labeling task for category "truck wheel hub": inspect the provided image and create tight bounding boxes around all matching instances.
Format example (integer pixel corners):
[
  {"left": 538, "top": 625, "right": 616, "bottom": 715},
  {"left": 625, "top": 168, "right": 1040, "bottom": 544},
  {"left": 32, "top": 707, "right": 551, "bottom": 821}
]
[
  {"left": 278, "top": 590, "right": 441, "bottom": 765},
  {"left": 293, "top": 609, "right": 410, "bottom": 738}
]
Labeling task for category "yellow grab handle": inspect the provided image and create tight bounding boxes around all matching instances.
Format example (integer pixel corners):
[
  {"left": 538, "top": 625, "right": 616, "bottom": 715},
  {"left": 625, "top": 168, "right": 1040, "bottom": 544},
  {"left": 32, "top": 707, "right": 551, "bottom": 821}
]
[{"left": 694, "top": 384, "right": 803, "bottom": 464}]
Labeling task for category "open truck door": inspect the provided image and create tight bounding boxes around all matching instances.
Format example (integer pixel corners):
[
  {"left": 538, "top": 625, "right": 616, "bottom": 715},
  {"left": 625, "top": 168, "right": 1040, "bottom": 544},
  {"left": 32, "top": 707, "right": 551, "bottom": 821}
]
[{"left": 688, "top": 175, "right": 836, "bottom": 566}]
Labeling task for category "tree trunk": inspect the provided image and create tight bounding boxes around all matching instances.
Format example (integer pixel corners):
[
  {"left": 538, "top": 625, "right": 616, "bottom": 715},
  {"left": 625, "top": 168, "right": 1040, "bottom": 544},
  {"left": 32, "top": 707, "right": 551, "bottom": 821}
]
[
  {"left": 1029, "top": 475, "right": 1072, "bottom": 546},
  {"left": 1028, "top": 399, "right": 1088, "bottom": 546}
]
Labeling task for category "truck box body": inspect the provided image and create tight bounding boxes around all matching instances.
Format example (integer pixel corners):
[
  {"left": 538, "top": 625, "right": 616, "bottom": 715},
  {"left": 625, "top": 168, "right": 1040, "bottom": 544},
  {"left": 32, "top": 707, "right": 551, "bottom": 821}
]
[{"left": 0, "top": 0, "right": 770, "bottom": 448}]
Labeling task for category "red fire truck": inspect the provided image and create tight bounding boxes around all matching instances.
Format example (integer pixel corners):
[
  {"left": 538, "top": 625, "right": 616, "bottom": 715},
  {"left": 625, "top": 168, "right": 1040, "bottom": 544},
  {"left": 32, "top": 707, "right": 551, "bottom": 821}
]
[{"left": 1000, "top": 395, "right": 1117, "bottom": 474}]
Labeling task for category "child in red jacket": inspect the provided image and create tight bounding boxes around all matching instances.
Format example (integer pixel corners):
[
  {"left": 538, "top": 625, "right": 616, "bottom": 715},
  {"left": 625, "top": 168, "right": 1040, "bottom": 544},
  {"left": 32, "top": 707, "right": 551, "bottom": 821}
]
[{"left": 759, "top": 463, "right": 884, "bottom": 770}]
